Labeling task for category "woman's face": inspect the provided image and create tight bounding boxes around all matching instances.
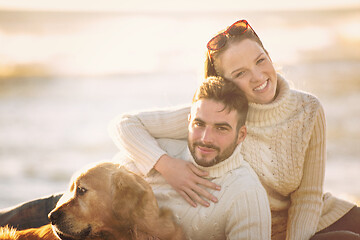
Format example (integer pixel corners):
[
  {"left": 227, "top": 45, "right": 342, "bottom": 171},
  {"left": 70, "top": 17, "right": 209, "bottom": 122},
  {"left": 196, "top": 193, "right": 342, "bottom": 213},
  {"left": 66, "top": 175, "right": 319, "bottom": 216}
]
[{"left": 217, "top": 39, "right": 277, "bottom": 104}]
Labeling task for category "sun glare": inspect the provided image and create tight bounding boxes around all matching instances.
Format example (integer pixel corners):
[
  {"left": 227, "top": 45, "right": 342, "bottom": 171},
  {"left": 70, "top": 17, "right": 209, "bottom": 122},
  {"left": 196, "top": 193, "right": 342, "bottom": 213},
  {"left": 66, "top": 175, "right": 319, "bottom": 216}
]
[{"left": 0, "top": 0, "right": 359, "bottom": 12}]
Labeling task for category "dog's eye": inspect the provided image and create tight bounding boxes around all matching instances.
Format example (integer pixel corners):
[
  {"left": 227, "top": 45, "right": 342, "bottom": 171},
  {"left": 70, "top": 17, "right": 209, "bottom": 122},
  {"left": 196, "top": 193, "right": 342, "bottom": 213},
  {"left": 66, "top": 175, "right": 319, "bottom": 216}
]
[{"left": 76, "top": 186, "right": 87, "bottom": 196}]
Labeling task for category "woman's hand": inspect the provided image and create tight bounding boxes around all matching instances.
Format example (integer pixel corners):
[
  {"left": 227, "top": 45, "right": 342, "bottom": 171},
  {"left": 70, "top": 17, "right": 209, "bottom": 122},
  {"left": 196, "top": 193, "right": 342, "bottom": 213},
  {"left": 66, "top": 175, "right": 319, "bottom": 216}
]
[{"left": 154, "top": 154, "right": 221, "bottom": 207}]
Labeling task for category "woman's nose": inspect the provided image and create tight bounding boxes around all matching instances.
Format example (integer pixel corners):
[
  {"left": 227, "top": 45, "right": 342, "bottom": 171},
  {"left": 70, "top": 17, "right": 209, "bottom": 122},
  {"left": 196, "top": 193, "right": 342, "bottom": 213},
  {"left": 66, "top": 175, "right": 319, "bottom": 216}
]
[{"left": 251, "top": 68, "right": 266, "bottom": 83}]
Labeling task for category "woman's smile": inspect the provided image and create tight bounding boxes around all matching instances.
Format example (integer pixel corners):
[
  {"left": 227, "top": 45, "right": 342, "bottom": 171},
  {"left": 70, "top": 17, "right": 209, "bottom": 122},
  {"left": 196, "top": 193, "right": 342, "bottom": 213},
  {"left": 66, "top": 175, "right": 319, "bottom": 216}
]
[
  {"left": 253, "top": 79, "right": 269, "bottom": 92},
  {"left": 219, "top": 39, "right": 278, "bottom": 104}
]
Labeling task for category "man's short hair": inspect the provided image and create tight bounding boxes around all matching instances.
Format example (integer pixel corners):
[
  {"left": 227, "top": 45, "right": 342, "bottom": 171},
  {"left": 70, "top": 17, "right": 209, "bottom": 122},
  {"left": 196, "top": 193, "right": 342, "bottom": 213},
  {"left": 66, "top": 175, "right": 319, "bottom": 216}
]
[{"left": 192, "top": 76, "right": 248, "bottom": 128}]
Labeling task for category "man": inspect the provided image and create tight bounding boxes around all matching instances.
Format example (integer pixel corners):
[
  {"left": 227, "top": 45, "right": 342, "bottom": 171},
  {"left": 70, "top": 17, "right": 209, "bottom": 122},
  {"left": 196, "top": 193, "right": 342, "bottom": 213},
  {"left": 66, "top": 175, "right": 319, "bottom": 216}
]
[
  {"left": 0, "top": 77, "right": 270, "bottom": 239},
  {"left": 115, "top": 76, "right": 271, "bottom": 239}
]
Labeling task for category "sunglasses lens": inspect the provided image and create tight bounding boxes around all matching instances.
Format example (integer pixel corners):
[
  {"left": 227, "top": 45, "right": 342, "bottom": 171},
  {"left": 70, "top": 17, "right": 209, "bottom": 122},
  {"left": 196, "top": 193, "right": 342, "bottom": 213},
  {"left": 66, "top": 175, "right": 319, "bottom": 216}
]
[
  {"left": 207, "top": 34, "right": 227, "bottom": 51},
  {"left": 227, "top": 21, "right": 248, "bottom": 36},
  {"left": 207, "top": 20, "right": 251, "bottom": 51}
]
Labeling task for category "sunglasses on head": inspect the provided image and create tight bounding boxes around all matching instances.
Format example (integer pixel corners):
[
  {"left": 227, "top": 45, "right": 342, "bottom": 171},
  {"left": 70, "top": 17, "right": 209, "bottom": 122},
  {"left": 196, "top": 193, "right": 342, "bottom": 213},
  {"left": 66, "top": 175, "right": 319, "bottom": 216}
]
[{"left": 207, "top": 19, "right": 257, "bottom": 53}]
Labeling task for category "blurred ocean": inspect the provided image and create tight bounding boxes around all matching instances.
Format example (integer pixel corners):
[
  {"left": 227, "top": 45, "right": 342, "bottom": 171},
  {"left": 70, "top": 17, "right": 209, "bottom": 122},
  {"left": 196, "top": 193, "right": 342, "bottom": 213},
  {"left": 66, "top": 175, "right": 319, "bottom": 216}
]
[{"left": 0, "top": 8, "right": 360, "bottom": 208}]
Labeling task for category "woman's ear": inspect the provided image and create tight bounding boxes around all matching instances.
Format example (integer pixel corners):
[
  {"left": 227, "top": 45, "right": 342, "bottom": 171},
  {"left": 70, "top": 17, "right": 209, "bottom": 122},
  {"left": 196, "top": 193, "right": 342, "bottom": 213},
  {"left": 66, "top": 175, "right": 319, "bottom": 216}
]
[{"left": 236, "top": 125, "right": 247, "bottom": 144}]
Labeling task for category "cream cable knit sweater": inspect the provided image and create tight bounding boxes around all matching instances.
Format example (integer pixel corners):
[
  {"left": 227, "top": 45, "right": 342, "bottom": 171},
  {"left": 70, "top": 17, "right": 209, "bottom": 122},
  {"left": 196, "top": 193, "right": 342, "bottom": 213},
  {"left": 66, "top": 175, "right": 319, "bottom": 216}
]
[
  {"left": 108, "top": 75, "right": 355, "bottom": 240},
  {"left": 114, "top": 139, "right": 271, "bottom": 239}
]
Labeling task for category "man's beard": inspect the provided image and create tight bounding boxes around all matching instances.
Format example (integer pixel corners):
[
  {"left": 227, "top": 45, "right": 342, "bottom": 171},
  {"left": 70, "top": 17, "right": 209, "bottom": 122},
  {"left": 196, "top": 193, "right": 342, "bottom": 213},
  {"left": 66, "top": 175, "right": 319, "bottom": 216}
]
[{"left": 188, "top": 136, "right": 238, "bottom": 167}]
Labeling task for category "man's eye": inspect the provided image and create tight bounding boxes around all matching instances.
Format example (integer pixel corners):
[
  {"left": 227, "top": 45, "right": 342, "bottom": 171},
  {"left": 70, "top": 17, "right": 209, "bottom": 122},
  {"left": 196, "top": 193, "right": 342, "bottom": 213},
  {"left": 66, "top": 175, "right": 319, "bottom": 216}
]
[
  {"left": 76, "top": 186, "right": 87, "bottom": 196},
  {"left": 194, "top": 122, "right": 204, "bottom": 127},
  {"left": 217, "top": 127, "right": 229, "bottom": 132}
]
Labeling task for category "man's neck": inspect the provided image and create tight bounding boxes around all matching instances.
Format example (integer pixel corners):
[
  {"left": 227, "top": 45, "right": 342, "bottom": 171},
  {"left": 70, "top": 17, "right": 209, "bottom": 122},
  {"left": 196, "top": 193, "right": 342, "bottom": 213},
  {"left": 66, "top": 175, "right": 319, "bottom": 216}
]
[{"left": 186, "top": 144, "right": 243, "bottom": 178}]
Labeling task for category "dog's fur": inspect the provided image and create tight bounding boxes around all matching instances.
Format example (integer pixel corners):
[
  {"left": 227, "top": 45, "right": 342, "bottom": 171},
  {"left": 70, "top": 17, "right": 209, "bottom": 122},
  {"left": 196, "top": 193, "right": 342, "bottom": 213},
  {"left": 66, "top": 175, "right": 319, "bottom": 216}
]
[
  {"left": 0, "top": 224, "right": 55, "bottom": 240},
  {"left": 0, "top": 162, "right": 185, "bottom": 240}
]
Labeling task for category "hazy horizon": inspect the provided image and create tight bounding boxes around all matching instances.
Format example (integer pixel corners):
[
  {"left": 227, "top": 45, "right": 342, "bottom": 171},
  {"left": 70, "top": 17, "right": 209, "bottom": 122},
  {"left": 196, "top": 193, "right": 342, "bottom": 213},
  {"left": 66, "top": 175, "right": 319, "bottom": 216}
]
[
  {"left": 1, "top": 0, "right": 360, "bottom": 12},
  {"left": 0, "top": 5, "right": 359, "bottom": 207}
]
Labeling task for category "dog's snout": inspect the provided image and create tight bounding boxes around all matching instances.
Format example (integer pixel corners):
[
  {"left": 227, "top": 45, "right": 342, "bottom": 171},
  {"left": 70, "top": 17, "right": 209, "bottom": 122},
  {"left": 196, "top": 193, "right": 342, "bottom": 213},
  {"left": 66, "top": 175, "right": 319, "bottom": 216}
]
[{"left": 48, "top": 209, "right": 62, "bottom": 225}]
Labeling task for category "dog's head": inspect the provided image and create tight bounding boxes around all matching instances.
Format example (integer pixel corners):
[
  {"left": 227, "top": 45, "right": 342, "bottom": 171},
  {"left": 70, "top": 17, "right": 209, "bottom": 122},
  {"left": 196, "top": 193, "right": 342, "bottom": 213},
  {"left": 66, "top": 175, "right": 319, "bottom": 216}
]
[{"left": 49, "top": 162, "right": 158, "bottom": 240}]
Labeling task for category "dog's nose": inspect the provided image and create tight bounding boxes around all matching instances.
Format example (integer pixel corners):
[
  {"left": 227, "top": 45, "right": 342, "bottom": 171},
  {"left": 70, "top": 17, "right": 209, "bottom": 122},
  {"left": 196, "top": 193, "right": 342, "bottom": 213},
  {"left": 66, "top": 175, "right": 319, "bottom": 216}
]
[{"left": 48, "top": 210, "right": 62, "bottom": 225}]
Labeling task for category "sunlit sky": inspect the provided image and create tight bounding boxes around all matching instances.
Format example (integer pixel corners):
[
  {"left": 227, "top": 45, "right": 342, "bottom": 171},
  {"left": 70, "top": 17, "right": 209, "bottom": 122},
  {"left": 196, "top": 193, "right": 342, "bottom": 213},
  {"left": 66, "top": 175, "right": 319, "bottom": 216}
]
[
  {"left": 0, "top": 0, "right": 359, "bottom": 77},
  {"left": 0, "top": 0, "right": 359, "bottom": 12}
]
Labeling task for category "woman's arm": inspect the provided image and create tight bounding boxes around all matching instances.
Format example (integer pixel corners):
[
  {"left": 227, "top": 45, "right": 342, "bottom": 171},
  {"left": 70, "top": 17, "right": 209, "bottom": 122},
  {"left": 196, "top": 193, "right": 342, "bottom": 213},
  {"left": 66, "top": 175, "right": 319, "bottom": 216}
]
[
  {"left": 108, "top": 105, "right": 190, "bottom": 174},
  {"left": 155, "top": 155, "right": 220, "bottom": 207},
  {"left": 108, "top": 105, "right": 220, "bottom": 207},
  {"left": 286, "top": 105, "right": 326, "bottom": 240}
]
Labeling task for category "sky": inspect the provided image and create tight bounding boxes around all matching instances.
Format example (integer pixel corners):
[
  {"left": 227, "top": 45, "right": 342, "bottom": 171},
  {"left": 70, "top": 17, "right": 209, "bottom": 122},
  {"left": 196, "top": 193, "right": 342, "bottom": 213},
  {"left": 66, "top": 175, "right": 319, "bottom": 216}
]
[{"left": 0, "top": 0, "right": 359, "bottom": 12}]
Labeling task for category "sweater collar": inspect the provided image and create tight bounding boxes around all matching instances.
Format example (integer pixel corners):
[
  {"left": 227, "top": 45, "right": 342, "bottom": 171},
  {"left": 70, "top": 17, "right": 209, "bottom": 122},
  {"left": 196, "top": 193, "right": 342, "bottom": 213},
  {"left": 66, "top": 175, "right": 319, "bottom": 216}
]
[
  {"left": 184, "top": 143, "right": 244, "bottom": 179},
  {"left": 246, "top": 74, "right": 295, "bottom": 127}
]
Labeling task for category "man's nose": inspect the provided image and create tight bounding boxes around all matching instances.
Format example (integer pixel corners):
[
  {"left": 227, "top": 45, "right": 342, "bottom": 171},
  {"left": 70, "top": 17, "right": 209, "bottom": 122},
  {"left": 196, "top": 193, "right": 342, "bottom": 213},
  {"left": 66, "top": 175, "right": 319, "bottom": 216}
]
[{"left": 201, "top": 127, "right": 214, "bottom": 143}]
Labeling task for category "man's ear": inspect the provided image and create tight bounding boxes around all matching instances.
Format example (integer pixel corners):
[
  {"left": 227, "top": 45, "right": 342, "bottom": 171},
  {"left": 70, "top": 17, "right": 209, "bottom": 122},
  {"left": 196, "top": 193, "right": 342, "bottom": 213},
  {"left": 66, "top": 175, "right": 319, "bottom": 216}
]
[
  {"left": 188, "top": 113, "right": 191, "bottom": 122},
  {"left": 236, "top": 125, "right": 247, "bottom": 144}
]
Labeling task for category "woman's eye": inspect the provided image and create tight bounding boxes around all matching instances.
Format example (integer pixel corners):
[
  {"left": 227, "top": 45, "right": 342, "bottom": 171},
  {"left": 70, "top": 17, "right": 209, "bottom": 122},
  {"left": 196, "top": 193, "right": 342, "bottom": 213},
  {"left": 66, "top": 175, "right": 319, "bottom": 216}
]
[
  {"left": 76, "top": 186, "right": 87, "bottom": 195},
  {"left": 257, "top": 58, "right": 265, "bottom": 64},
  {"left": 235, "top": 71, "right": 245, "bottom": 78}
]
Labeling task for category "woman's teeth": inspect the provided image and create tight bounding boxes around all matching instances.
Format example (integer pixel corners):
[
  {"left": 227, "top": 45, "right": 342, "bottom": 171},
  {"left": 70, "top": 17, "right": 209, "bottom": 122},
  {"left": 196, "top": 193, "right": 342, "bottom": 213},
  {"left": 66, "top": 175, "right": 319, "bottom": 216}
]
[{"left": 254, "top": 80, "right": 268, "bottom": 91}]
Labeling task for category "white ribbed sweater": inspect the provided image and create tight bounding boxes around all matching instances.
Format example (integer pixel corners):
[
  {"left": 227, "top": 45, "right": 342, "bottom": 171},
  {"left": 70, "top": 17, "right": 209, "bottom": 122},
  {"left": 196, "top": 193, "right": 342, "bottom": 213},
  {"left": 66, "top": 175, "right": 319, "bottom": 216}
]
[
  {"left": 114, "top": 139, "right": 271, "bottom": 239},
  {"left": 108, "top": 75, "right": 355, "bottom": 240}
]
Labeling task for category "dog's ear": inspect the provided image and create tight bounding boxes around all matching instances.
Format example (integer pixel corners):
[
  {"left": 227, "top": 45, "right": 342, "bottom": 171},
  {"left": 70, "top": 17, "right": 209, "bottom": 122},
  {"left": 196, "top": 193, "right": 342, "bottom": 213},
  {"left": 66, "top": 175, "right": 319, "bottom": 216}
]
[{"left": 111, "top": 167, "right": 151, "bottom": 222}]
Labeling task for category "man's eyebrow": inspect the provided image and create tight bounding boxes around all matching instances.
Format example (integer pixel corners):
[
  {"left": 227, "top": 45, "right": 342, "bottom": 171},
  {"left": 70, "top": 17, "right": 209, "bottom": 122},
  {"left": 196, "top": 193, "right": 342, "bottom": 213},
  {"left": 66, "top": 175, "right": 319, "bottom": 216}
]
[
  {"left": 193, "top": 117, "right": 233, "bottom": 129},
  {"left": 193, "top": 117, "right": 204, "bottom": 123},
  {"left": 214, "top": 122, "right": 233, "bottom": 129}
]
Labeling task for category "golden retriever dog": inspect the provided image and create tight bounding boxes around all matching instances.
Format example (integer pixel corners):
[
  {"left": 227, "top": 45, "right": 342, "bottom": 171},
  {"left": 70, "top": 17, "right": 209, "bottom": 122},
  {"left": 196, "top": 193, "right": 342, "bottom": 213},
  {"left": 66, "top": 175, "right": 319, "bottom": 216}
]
[
  {"left": 0, "top": 224, "right": 56, "bottom": 240},
  {"left": 0, "top": 162, "right": 184, "bottom": 240}
]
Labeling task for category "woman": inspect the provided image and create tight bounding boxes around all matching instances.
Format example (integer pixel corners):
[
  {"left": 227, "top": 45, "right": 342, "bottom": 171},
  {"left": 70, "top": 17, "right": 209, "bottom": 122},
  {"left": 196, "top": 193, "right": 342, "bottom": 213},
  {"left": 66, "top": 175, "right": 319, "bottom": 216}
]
[{"left": 109, "top": 20, "right": 359, "bottom": 240}]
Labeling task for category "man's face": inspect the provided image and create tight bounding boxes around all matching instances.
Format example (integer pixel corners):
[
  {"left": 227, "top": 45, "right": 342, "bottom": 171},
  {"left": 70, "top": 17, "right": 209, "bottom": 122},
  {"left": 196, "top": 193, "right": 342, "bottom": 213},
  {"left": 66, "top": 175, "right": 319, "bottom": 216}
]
[{"left": 188, "top": 99, "right": 246, "bottom": 167}]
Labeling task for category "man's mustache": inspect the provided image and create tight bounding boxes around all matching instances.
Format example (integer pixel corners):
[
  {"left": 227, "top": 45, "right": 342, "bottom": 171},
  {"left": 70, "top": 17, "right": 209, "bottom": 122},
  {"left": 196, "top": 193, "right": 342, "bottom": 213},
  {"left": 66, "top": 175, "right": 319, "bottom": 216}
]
[{"left": 194, "top": 142, "right": 220, "bottom": 152}]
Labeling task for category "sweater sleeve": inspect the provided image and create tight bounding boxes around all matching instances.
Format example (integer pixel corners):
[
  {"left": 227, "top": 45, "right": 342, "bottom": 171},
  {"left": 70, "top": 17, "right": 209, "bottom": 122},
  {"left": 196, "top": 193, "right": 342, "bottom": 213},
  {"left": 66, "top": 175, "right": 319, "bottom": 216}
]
[
  {"left": 108, "top": 105, "right": 190, "bottom": 175},
  {"left": 286, "top": 105, "right": 326, "bottom": 240},
  {"left": 226, "top": 189, "right": 271, "bottom": 240}
]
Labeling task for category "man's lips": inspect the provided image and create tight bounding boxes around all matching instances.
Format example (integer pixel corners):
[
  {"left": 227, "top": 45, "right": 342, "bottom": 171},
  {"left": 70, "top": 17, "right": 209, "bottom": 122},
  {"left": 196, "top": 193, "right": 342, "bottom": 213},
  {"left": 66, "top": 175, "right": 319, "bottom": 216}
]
[
  {"left": 197, "top": 146, "right": 216, "bottom": 153},
  {"left": 195, "top": 143, "right": 219, "bottom": 154}
]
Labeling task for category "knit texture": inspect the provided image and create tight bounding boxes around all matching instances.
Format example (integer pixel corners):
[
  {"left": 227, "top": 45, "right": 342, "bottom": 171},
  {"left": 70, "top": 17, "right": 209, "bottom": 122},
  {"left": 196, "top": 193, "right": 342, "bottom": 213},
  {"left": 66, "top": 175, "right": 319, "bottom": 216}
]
[
  {"left": 242, "top": 76, "right": 355, "bottom": 240},
  {"left": 114, "top": 139, "right": 271, "bottom": 240},
  {"left": 108, "top": 74, "right": 355, "bottom": 240}
]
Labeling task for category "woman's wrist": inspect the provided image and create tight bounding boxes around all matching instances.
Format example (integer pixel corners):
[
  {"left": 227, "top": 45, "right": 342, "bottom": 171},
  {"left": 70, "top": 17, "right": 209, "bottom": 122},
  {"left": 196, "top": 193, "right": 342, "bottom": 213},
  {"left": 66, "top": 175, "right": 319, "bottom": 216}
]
[{"left": 154, "top": 154, "right": 171, "bottom": 174}]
